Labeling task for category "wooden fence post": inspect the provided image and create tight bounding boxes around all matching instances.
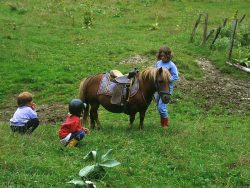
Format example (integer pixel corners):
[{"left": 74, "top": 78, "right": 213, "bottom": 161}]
[
  {"left": 228, "top": 19, "right": 238, "bottom": 62},
  {"left": 201, "top": 13, "right": 208, "bottom": 46},
  {"left": 210, "top": 26, "right": 221, "bottom": 49},
  {"left": 239, "top": 14, "right": 246, "bottom": 24},
  {"left": 222, "top": 18, "right": 228, "bottom": 27},
  {"left": 190, "top": 14, "right": 202, "bottom": 42},
  {"left": 205, "top": 29, "right": 215, "bottom": 41}
]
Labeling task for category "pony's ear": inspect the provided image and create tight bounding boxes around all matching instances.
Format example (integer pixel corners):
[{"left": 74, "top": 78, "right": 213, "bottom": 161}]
[{"left": 158, "top": 67, "right": 163, "bottom": 74}]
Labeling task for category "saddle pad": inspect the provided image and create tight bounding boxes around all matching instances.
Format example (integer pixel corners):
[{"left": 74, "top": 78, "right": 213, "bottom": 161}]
[{"left": 97, "top": 73, "right": 139, "bottom": 97}]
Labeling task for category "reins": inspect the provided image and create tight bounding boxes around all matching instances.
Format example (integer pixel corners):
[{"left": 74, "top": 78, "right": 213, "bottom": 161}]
[{"left": 139, "top": 89, "right": 151, "bottom": 107}]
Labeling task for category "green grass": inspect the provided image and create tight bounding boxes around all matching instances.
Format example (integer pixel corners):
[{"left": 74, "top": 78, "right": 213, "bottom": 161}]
[
  {"left": 0, "top": 0, "right": 250, "bottom": 187},
  {"left": 1, "top": 0, "right": 249, "bottom": 103},
  {"left": 0, "top": 112, "right": 249, "bottom": 187}
]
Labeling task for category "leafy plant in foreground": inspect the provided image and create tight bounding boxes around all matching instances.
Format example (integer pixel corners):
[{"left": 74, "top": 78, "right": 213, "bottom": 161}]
[
  {"left": 68, "top": 179, "right": 96, "bottom": 188},
  {"left": 68, "top": 149, "right": 121, "bottom": 187}
]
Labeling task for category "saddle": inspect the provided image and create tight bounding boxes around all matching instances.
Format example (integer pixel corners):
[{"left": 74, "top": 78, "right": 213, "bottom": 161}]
[
  {"left": 97, "top": 68, "right": 139, "bottom": 107},
  {"left": 110, "top": 68, "right": 139, "bottom": 105}
]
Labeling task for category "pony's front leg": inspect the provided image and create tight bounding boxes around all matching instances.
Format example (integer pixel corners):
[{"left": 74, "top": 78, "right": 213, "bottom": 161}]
[
  {"left": 139, "top": 111, "right": 146, "bottom": 130},
  {"left": 96, "top": 118, "right": 102, "bottom": 130},
  {"left": 129, "top": 113, "right": 136, "bottom": 129}
]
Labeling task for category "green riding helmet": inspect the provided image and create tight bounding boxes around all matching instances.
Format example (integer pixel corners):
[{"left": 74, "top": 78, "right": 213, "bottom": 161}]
[{"left": 69, "top": 99, "right": 86, "bottom": 117}]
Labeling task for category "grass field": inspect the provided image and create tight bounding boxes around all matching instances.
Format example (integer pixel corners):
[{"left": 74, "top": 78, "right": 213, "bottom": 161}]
[
  {"left": 0, "top": 0, "right": 249, "bottom": 187},
  {"left": 0, "top": 114, "right": 249, "bottom": 187}
]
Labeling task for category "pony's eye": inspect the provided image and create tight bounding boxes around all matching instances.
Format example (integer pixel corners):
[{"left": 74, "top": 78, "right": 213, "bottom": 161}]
[{"left": 158, "top": 80, "right": 164, "bottom": 84}]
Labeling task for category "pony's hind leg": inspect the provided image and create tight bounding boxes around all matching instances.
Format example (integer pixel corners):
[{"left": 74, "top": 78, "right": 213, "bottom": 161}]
[
  {"left": 83, "top": 104, "right": 89, "bottom": 126},
  {"left": 139, "top": 110, "right": 146, "bottom": 130},
  {"left": 90, "top": 103, "right": 102, "bottom": 130}
]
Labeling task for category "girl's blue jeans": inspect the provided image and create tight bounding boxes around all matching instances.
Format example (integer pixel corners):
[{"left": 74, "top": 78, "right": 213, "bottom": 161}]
[{"left": 154, "top": 93, "right": 168, "bottom": 118}]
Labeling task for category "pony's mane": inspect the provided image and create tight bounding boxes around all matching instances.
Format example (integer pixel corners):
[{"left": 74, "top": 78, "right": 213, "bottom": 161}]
[{"left": 139, "top": 67, "right": 171, "bottom": 82}]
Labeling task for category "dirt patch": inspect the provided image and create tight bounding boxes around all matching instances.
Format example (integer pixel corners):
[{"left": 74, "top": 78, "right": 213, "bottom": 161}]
[
  {"left": 228, "top": 157, "right": 250, "bottom": 169},
  {"left": 37, "top": 103, "right": 67, "bottom": 125},
  {"left": 176, "top": 58, "right": 250, "bottom": 114},
  {"left": 119, "top": 54, "right": 149, "bottom": 65}
]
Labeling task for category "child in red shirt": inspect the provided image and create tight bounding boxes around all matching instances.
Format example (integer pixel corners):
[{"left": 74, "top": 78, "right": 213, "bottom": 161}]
[{"left": 59, "top": 99, "right": 89, "bottom": 147}]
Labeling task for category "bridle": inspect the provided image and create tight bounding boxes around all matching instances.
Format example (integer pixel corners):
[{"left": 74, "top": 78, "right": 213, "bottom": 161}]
[
  {"left": 139, "top": 70, "right": 171, "bottom": 106},
  {"left": 155, "top": 80, "right": 170, "bottom": 95}
]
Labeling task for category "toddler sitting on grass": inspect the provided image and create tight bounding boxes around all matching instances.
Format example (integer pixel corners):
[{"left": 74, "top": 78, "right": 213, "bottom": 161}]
[{"left": 10, "top": 91, "right": 39, "bottom": 134}]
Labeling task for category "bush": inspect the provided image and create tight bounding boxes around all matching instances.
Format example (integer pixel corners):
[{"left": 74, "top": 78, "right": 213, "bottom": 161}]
[
  {"left": 214, "top": 37, "right": 230, "bottom": 51},
  {"left": 237, "top": 24, "right": 250, "bottom": 46}
]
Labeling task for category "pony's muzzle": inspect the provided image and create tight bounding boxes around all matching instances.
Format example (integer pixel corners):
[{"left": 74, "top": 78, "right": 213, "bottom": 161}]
[{"left": 160, "top": 92, "right": 171, "bottom": 104}]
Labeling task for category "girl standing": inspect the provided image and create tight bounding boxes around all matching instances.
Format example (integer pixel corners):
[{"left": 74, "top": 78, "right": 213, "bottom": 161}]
[{"left": 154, "top": 45, "right": 179, "bottom": 128}]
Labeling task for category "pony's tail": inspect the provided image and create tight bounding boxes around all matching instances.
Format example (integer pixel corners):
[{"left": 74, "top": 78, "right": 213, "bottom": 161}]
[
  {"left": 79, "top": 78, "right": 87, "bottom": 102},
  {"left": 79, "top": 78, "right": 90, "bottom": 126}
]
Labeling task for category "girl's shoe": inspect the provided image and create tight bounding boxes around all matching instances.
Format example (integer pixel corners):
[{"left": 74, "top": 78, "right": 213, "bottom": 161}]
[{"left": 161, "top": 117, "right": 169, "bottom": 128}]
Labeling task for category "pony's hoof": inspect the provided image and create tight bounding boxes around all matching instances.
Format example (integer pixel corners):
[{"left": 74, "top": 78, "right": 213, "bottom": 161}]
[{"left": 139, "top": 125, "right": 144, "bottom": 130}]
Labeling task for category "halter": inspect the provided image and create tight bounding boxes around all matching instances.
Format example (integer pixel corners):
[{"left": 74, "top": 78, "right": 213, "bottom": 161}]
[{"left": 155, "top": 81, "right": 171, "bottom": 95}]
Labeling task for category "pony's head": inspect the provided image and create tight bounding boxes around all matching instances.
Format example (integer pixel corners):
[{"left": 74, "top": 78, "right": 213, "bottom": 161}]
[
  {"left": 155, "top": 67, "right": 171, "bottom": 104},
  {"left": 139, "top": 67, "right": 171, "bottom": 104}
]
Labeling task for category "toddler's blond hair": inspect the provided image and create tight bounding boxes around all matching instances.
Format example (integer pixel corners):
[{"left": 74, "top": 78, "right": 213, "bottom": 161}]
[{"left": 17, "top": 92, "right": 33, "bottom": 107}]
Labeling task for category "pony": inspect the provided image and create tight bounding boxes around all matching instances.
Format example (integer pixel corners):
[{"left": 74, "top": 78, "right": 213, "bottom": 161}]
[{"left": 79, "top": 67, "right": 171, "bottom": 130}]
